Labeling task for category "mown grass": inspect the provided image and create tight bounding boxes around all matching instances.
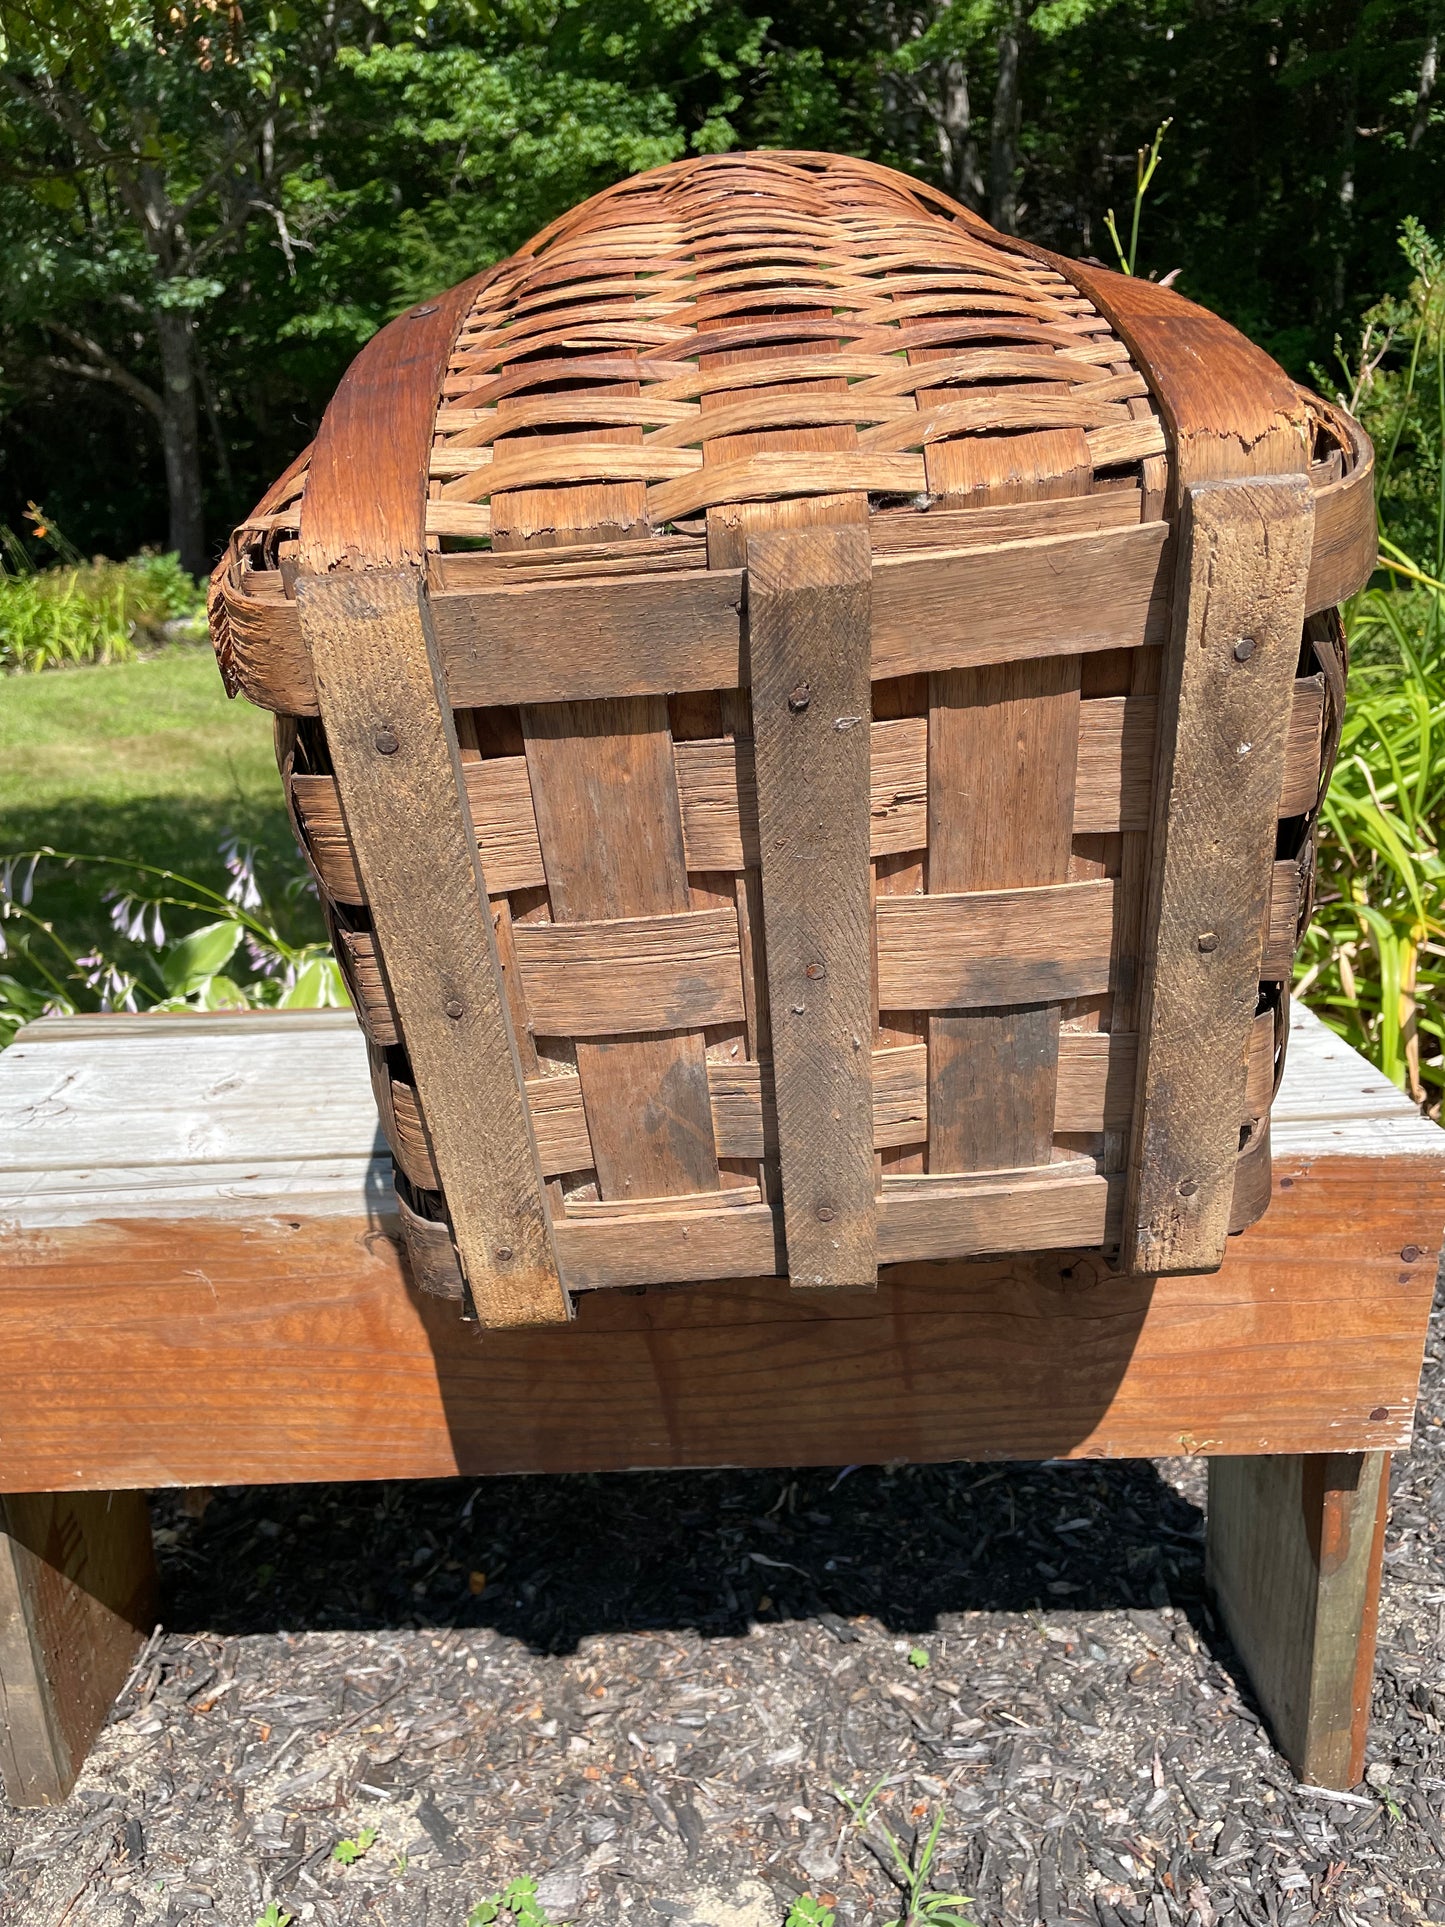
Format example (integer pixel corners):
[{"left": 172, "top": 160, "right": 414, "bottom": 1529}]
[{"left": 0, "top": 645, "right": 321, "bottom": 961}]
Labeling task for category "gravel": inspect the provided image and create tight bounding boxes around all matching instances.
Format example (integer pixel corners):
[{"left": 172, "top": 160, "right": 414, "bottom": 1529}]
[{"left": 3, "top": 1278, "right": 1444, "bottom": 1927}]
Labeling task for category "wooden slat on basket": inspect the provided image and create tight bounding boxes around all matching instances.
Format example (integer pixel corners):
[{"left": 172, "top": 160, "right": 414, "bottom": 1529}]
[
  {"left": 877, "top": 879, "right": 1114, "bottom": 1009},
  {"left": 509, "top": 907, "right": 745, "bottom": 1036},
  {"left": 522, "top": 698, "right": 722, "bottom": 1199},
  {"left": 296, "top": 570, "right": 565, "bottom": 1327},
  {"left": 924, "top": 424, "right": 1090, "bottom": 1174},
  {"left": 748, "top": 523, "right": 877, "bottom": 1291},
  {"left": 292, "top": 677, "right": 1328, "bottom": 907},
  {"left": 1123, "top": 476, "right": 1315, "bottom": 1273}
]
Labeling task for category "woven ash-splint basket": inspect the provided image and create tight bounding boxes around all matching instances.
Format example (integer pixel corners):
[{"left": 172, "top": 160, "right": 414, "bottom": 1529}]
[{"left": 208, "top": 151, "right": 1375, "bottom": 1328}]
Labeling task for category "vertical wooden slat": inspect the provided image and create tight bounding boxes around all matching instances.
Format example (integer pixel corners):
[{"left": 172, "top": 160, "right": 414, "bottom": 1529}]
[
  {"left": 926, "top": 658, "right": 1083, "bottom": 1169},
  {"left": 923, "top": 429, "right": 1090, "bottom": 1176},
  {"left": 297, "top": 569, "right": 567, "bottom": 1327},
  {"left": 1123, "top": 476, "right": 1314, "bottom": 1273},
  {"left": 748, "top": 523, "right": 877, "bottom": 1290},
  {"left": 521, "top": 698, "right": 721, "bottom": 1201}
]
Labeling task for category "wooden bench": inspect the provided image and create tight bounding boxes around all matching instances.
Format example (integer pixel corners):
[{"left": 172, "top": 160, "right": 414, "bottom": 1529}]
[{"left": 1, "top": 1000, "right": 1439, "bottom": 1805}]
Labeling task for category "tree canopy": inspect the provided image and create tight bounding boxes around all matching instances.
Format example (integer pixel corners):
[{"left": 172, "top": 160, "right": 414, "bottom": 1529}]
[{"left": 2, "top": 0, "right": 1442, "bottom": 568}]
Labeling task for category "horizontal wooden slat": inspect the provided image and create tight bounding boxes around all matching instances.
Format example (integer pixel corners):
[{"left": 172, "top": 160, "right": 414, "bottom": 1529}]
[
  {"left": 1262, "top": 859, "right": 1304, "bottom": 980},
  {"left": 426, "top": 521, "right": 1171, "bottom": 705},
  {"left": 1304, "top": 413, "right": 1377, "bottom": 615},
  {"left": 553, "top": 1163, "right": 1122, "bottom": 1287},
  {"left": 510, "top": 908, "right": 745, "bottom": 1036},
  {"left": 1279, "top": 674, "right": 1325, "bottom": 817},
  {"left": 878, "top": 1164, "right": 1121, "bottom": 1263},
  {"left": 395, "top": 1017, "right": 1277, "bottom": 1190},
  {"left": 342, "top": 859, "right": 1301, "bottom": 1058},
  {"left": 868, "top": 522, "right": 1171, "bottom": 681},
  {"left": 296, "top": 676, "right": 1324, "bottom": 908},
  {"left": 876, "top": 879, "right": 1115, "bottom": 1009}
]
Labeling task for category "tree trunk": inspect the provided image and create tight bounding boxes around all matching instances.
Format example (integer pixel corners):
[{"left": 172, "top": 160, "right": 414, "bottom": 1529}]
[
  {"left": 154, "top": 307, "right": 207, "bottom": 577},
  {"left": 989, "top": 0, "right": 1025, "bottom": 232},
  {"left": 1412, "top": 31, "right": 1438, "bottom": 149},
  {"left": 938, "top": 56, "right": 984, "bottom": 208}
]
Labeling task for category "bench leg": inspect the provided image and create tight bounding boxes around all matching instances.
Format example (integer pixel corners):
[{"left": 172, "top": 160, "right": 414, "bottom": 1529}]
[
  {"left": 0, "top": 1491, "right": 157, "bottom": 1807},
  {"left": 1206, "top": 1451, "right": 1389, "bottom": 1789}
]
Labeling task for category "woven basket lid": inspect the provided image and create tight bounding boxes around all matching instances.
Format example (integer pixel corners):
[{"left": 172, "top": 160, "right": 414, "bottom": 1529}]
[{"left": 212, "top": 150, "right": 1371, "bottom": 703}]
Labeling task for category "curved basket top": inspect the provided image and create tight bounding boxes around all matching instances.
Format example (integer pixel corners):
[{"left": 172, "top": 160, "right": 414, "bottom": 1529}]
[{"left": 211, "top": 151, "right": 1374, "bottom": 707}]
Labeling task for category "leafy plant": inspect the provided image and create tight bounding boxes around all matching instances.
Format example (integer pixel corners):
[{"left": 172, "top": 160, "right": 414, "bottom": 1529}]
[
  {"left": 0, "top": 512, "right": 204, "bottom": 674},
  {"left": 332, "top": 1825, "right": 377, "bottom": 1864},
  {"left": 1103, "top": 118, "right": 1171, "bottom": 278},
  {"left": 786, "top": 1900, "right": 837, "bottom": 1927},
  {"left": 1295, "top": 572, "right": 1444, "bottom": 1112},
  {"left": 0, "top": 839, "right": 347, "bottom": 1045},
  {"left": 252, "top": 1907, "right": 293, "bottom": 1927},
  {"left": 467, "top": 1877, "right": 562, "bottom": 1927},
  {"left": 907, "top": 1647, "right": 930, "bottom": 1669},
  {"left": 833, "top": 1781, "right": 976, "bottom": 1927}
]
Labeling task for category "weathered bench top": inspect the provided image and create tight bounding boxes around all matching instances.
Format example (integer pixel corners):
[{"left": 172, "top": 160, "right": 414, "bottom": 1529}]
[{"left": 0, "top": 999, "right": 1439, "bottom": 1228}]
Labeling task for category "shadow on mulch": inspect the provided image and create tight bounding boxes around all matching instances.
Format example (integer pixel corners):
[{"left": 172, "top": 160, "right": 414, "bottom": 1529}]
[{"left": 152, "top": 1453, "right": 1253, "bottom": 1694}]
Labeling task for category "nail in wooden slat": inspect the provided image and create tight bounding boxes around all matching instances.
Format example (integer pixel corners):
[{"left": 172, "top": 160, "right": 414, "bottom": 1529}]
[
  {"left": 748, "top": 524, "right": 877, "bottom": 1291},
  {"left": 297, "top": 569, "right": 566, "bottom": 1327}
]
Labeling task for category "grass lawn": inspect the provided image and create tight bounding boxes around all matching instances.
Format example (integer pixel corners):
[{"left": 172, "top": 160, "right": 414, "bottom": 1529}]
[{"left": 0, "top": 645, "right": 321, "bottom": 966}]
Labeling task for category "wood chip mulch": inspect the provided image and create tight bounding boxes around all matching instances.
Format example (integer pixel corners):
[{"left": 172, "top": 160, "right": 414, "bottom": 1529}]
[{"left": 3, "top": 1279, "right": 1444, "bottom": 1927}]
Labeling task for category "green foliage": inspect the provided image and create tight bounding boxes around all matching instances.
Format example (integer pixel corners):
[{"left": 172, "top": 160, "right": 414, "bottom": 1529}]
[
  {"left": 907, "top": 1646, "right": 931, "bottom": 1669},
  {"left": 467, "top": 1875, "right": 563, "bottom": 1927},
  {"left": 786, "top": 1901, "right": 836, "bottom": 1927},
  {"left": 1298, "top": 577, "right": 1445, "bottom": 1114},
  {"left": 252, "top": 1908, "right": 293, "bottom": 1927},
  {"left": 0, "top": 517, "right": 204, "bottom": 674},
  {"left": 1103, "top": 118, "right": 1170, "bottom": 277},
  {"left": 0, "top": 840, "right": 347, "bottom": 1046},
  {"left": 331, "top": 1825, "right": 377, "bottom": 1865},
  {"left": 833, "top": 1781, "right": 976, "bottom": 1927}
]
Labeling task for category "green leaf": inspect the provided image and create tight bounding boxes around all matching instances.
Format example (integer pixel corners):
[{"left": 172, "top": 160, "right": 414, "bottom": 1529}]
[
  {"left": 908, "top": 1646, "right": 930, "bottom": 1668},
  {"left": 159, "top": 919, "right": 243, "bottom": 994}
]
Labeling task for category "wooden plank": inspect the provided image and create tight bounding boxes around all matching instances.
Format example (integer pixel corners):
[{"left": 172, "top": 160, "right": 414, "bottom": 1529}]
[
  {"left": 1122, "top": 477, "right": 1315, "bottom": 1274},
  {"left": 876, "top": 879, "right": 1114, "bottom": 1010},
  {"left": 296, "top": 569, "right": 565, "bottom": 1327},
  {"left": 0, "top": 1491, "right": 156, "bottom": 1805},
  {"left": 520, "top": 697, "right": 721, "bottom": 1201},
  {"left": 0, "top": 1143, "right": 1435, "bottom": 1488},
  {"left": 1207, "top": 1451, "right": 1389, "bottom": 1788},
  {"left": 928, "top": 655, "right": 1083, "bottom": 1173},
  {"left": 510, "top": 907, "right": 745, "bottom": 1036},
  {"left": 295, "top": 678, "right": 1321, "bottom": 905},
  {"left": 879, "top": 1163, "right": 1119, "bottom": 1261},
  {"left": 422, "top": 519, "right": 1172, "bottom": 704},
  {"left": 1305, "top": 422, "right": 1378, "bottom": 614},
  {"left": 747, "top": 523, "right": 877, "bottom": 1290},
  {"left": 397, "top": 1021, "right": 1277, "bottom": 1184}
]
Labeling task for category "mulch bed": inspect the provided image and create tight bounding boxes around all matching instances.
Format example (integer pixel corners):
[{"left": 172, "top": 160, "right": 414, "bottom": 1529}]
[{"left": 3, "top": 1279, "right": 1444, "bottom": 1927}]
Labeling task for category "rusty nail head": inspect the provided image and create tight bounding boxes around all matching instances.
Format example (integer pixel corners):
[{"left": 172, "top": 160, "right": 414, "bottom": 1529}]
[
  {"left": 1402, "top": 1244, "right": 1422, "bottom": 1262},
  {"left": 1178, "top": 1178, "right": 1198, "bottom": 1197},
  {"left": 445, "top": 997, "right": 464, "bottom": 1019},
  {"left": 1370, "top": 1406, "right": 1390, "bottom": 1421},
  {"left": 1234, "top": 637, "right": 1256, "bottom": 662},
  {"left": 374, "top": 726, "right": 399, "bottom": 755},
  {"left": 815, "top": 1203, "right": 835, "bottom": 1223},
  {"left": 495, "top": 1245, "right": 514, "bottom": 1263},
  {"left": 788, "top": 682, "right": 811, "bottom": 713},
  {"left": 1197, "top": 931, "right": 1218, "bottom": 953},
  {"left": 805, "top": 960, "right": 827, "bottom": 980},
  {"left": 408, "top": 303, "right": 440, "bottom": 318}
]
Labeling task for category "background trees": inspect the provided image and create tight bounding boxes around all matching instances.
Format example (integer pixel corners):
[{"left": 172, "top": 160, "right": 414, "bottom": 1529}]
[{"left": 1, "top": 0, "right": 1442, "bottom": 565}]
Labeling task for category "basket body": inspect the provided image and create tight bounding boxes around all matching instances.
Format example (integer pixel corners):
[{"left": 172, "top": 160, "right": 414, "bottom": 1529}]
[{"left": 209, "top": 152, "right": 1374, "bottom": 1326}]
